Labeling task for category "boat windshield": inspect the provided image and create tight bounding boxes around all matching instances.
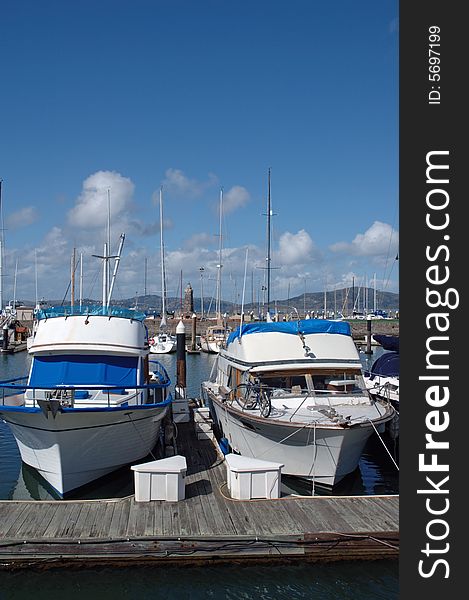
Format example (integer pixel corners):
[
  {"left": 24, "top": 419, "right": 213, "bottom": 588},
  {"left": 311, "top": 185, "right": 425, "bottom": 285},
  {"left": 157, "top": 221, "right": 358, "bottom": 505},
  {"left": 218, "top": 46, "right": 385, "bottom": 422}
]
[{"left": 254, "top": 371, "right": 365, "bottom": 396}]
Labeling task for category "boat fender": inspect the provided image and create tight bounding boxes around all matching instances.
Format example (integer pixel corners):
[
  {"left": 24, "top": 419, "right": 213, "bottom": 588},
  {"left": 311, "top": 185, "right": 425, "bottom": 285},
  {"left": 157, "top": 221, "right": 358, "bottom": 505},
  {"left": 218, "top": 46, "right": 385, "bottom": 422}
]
[{"left": 219, "top": 437, "right": 231, "bottom": 455}]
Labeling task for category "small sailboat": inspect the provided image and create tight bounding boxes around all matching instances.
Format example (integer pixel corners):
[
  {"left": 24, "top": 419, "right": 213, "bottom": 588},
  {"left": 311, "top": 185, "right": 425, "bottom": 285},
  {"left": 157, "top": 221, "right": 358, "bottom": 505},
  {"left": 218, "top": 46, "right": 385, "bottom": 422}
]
[
  {"left": 149, "top": 188, "right": 176, "bottom": 354},
  {"left": 364, "top": 335, "right": 399, "bottom": 411},
  {"left": 200, "top": 189, "right": 231, "bottom": 353}
]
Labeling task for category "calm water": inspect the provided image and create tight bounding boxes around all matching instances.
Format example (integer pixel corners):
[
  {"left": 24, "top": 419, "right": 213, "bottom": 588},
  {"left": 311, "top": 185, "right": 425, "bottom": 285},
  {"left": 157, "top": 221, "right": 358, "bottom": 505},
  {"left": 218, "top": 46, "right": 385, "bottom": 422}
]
[
  {"left": 0, "top": 346, "right": 398, "bottom": 598},
  {"left": 0, "top": 562, "right": 398, "bottom": 599}
]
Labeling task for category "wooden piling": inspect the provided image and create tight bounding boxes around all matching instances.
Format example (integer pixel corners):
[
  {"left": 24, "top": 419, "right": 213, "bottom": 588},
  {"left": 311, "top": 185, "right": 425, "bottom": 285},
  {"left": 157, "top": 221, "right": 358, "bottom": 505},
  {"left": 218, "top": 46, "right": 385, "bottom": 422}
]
[{"left": 365, "top": 315, "right": 373, "bottom": 354}]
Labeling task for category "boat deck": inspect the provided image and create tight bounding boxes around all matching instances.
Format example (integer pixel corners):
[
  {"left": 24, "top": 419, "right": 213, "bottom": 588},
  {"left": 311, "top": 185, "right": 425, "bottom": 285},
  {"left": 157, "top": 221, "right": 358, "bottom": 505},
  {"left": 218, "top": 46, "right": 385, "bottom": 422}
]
[{"left": 0, "top": 418, "right": 398, "bottom": 569}]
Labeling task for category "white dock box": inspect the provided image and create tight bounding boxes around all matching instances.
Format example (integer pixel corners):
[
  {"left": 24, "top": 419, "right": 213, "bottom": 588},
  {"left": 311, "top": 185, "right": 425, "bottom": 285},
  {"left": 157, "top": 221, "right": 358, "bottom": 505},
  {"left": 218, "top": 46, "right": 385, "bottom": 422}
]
[
  {"left": 225, "top": 454, "right": 283, "bottom": 500},
  {"left": 131, "top": 455, "right": 187, "bottom": 502},
  {"left": 172, "top": 399, "right": 190, "bottom": 423}
]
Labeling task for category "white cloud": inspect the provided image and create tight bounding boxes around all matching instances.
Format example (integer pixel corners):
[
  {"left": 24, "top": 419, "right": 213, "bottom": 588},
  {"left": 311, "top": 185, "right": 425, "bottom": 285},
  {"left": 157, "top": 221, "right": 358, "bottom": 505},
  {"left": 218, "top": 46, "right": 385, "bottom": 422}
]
[
  {"left": 223, "top": 186, "right": 250, "bottom": 214},
  {"left": 277, "top": 229, "right": 318, "bottom": 266},
  {"left": 6, "top": 206, "right": 39, "bottom": 229},
  {"left": 162, "top": 168, "right": 218, "bottom": 197},
  {"left": 329, "top": 221, "right": 398, "bottom": 257},
  {"left": 182, "top": 232, "right": 213, "bottom": 251},
  {"left": 67, "top": 170, "right": 135, "bottom": 229},
  {"left": 39, "top": 227, "right": 69, "bottom": 264}
]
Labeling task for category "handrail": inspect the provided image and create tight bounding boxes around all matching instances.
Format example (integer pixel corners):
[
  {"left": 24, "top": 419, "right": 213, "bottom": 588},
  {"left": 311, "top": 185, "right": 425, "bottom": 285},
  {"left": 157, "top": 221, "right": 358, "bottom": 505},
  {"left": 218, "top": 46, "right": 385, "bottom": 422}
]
[
  {"left": 0, "top": 360, "right": 172, "bottom": 391},
  {"left": 35, "top": 305, "right": 147, "bottom": 322},
  {"left": 0, "top": 381, "right": 170, "bottom": 391}
]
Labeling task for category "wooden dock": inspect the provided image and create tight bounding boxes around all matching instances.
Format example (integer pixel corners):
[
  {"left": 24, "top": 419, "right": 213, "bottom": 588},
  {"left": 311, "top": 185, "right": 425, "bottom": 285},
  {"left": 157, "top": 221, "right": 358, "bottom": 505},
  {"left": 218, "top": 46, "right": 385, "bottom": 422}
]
[{"left": 0, "top": 419, "right": 398, "bottom": 570}]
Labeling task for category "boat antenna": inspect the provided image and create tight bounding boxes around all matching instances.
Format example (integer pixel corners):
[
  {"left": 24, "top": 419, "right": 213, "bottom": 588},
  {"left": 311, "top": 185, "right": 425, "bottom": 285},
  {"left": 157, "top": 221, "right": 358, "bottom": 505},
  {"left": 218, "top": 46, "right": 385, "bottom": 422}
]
[
  {"left": 92, "top": 232, "right": 124, "bottom": 311},
  {"left": 107, "top": 188, "right": 112, "bottom": 292},
  {"left": 107, "top": 233, "right": 125, "bottom": 307}
]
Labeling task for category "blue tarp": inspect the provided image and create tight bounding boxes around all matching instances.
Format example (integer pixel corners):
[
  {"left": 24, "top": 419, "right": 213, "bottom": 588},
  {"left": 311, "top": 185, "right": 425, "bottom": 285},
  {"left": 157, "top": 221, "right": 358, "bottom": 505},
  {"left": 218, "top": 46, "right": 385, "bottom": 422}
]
[
  {"left": 29, "top": 354, "right": 139, "bottom": 387},
  {"left": 373, "top": 334, "right": 399, "bottom": 352},
  {"left": 370, "top": 352, "right": 399, "bottom": 378},
  {"left": 227, "top": 319, "right": 351, "bottom": 345}
]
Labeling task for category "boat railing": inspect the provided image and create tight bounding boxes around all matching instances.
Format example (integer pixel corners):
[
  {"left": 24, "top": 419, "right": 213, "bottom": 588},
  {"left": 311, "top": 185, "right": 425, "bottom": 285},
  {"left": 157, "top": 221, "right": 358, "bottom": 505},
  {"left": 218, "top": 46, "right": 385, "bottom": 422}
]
[
  {"left": 0, "top": 365, "right": 171, "bottom": 409},
  {"left": 229, "top": 379, "right": 369, "bottom": 420},
  {"left": 35, "top": 305, "right": 147, "bottom": 322}
]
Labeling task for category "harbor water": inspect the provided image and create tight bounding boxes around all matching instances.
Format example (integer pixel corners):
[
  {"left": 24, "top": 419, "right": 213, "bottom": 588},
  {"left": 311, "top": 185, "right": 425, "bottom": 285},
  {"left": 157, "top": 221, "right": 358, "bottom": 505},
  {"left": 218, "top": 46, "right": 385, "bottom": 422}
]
[{"left": 0, "top": 346, "right": 398, "bottom": 598}]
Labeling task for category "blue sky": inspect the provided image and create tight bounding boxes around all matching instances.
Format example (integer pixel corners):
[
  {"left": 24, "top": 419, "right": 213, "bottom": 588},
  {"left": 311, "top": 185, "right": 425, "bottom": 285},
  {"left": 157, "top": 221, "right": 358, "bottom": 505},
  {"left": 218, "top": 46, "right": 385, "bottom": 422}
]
[{"left": 0, "top": 0, "right": 398, "bottom": 307}]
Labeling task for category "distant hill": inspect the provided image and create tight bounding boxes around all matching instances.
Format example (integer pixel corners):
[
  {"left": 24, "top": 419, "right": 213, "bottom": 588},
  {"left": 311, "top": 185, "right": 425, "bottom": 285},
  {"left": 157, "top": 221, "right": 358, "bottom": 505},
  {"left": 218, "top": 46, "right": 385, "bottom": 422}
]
[{"left": 21, "top": 287, "right": 398, "bottom": 317}]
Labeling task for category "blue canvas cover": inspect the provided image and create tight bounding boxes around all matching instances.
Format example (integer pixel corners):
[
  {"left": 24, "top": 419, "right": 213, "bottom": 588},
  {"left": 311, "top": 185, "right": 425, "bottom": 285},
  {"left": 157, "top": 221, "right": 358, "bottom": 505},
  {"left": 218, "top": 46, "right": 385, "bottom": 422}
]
[
  {"left": 227, "top": 319, "right": 351, "bottom": 345},
  {"left": 373, "top": 334, "right": 399, "bottom": 352},
  {"left": 370, "top": 352, "right": 399, "bottom": 378},
  {"left": 28, "top": 354, "right": 139, "bottom": 388}
]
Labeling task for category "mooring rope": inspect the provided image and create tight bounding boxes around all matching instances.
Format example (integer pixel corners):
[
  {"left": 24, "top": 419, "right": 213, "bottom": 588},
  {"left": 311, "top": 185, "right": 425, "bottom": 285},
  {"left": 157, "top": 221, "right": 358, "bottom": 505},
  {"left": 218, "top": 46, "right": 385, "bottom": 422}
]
[{"left": 368, "top": 418, "right": 399, "bottom": 471}]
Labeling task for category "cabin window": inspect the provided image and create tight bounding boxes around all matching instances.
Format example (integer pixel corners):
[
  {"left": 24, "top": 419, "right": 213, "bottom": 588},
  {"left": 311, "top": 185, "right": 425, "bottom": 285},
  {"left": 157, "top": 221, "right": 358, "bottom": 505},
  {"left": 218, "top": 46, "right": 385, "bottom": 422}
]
[
  {"left": 256, "top": 374, "right": 308, "bottom": 396},
  {"left": 227, "top": 366, "right": 235, "bottom": 388},
  {"left": 312, "top": 372, "right": 362, "bottom": 394}
]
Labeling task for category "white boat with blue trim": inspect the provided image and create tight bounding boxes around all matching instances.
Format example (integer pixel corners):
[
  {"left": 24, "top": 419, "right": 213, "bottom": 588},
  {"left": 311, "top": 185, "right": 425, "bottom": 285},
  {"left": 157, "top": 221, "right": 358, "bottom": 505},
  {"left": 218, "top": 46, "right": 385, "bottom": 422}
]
[
  {"left": 0, "top": 305, "right": 172, "bottom": 496},
  {"left": 0, "top": 232, "right": 173, "bottom": 497},
  {"left": 202, "top": 319, "right": 395, "bottom": 488}
]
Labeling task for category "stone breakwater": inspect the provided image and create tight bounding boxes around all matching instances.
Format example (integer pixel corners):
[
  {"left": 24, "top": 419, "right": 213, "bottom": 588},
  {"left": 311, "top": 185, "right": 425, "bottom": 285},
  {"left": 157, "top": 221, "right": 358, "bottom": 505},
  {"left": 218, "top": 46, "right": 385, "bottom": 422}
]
[{"left": 145, "top": 317, "right": 399, "bottom": 343}]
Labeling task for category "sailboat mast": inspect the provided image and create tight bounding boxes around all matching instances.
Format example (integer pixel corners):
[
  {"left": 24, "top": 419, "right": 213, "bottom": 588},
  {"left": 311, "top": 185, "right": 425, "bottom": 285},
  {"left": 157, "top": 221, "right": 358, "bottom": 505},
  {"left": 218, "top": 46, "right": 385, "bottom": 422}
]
[
  {"left": 71, "top": 247, "right": 76, "bottom": 309},
  {"left": 216, "top": 188, "right": 223, "bottom": 322},
  {"left": 266, "top": 169, "right": 272, "bottom": 316},
  {"left": 159, "top": 188, "right": 167, "bottom": 329},
  {"left": 13, "top": 259, "right": 18, "bottom": 310},
  {"left": 0, "top": 179, "right": 3, "bottom": 313},
  {"left": 34, "top": 249, "right": 38, "bottom": 308},
  {"left": 79, "top": 253, "right": 83, "bottom": 310},
  {"left": 107, "top": 189, "right": 111, "bottom": 292}
]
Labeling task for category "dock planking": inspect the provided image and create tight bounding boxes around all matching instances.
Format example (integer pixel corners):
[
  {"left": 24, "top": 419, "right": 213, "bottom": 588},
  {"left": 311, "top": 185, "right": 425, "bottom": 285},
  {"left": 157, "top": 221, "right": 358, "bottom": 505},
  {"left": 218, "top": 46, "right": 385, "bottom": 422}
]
[{"left": 0, "top": 420, "right": 398, "bottom": 569}]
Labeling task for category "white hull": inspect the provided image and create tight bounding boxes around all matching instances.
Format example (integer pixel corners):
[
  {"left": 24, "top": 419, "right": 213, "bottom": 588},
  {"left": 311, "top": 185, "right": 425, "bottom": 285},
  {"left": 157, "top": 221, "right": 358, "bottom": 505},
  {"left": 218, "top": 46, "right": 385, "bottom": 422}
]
[
  {"left": 199, "top": 338, "right": 221, "bottom": 354},
  {"left": 149, "top": 339, "right": 176, "bottom": 354},
  {"left": 365, "top": 375, "right": 399, "bottom": 410},
  {"left": 2, "top": 405, "right": 169, "bottom": 495},
  {"left": 209, "top": 397, "right": 382, "bottom": 487},
  {"left": 202, "top": 319, "right": 395, "bottom": 488},
  {"left": 199, "top": 326, "right": 229, "bottom": 354}
]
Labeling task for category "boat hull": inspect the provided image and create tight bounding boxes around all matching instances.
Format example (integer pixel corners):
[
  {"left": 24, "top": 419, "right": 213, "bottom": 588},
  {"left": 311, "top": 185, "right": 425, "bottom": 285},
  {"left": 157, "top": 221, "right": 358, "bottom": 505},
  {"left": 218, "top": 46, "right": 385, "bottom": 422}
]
[
  {"left": 149, "top": 342, "right": 176, "bottom": 354},
  {"left": 1, "top": 405, "right": 169, "bottom": 496},
  {"left": 199, "top": 339, "right": 221, "bottom": 354},
  {"left": 209, "top": 397, "right": 381, "bottom": 487}
]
